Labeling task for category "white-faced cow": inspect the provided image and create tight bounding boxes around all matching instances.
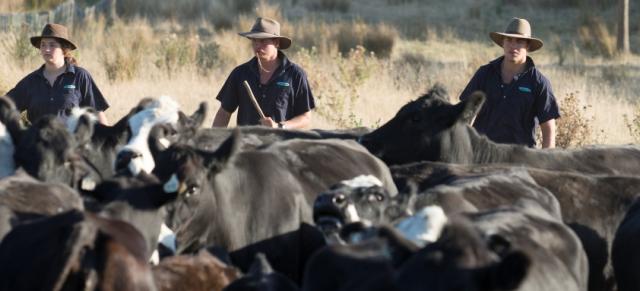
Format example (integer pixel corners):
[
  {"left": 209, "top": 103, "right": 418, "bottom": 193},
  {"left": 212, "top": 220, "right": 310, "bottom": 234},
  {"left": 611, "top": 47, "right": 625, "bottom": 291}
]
[
  {"left": 359, "top": 84, "right": 640, "bottom": 176},
  {"left": 150, "top": 130, "right": 398, "bottom": 253}
]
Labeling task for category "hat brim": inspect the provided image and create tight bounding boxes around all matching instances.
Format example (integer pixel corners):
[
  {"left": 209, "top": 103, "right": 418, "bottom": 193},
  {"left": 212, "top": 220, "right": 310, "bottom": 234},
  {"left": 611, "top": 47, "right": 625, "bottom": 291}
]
[
  {"left": 489, "top": 32, "right": 543, "bottom": 52},
  {"left": 238, "top": 32, "right": 292, "bottom": 50},
  {"left": 30, "top": 36, "right": 77, "bottom": 50}
]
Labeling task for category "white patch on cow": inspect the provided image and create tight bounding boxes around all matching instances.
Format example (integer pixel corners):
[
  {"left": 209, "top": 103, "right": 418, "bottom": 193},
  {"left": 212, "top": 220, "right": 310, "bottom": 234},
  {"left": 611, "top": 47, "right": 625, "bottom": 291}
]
[
  {"left": 158, "top": 137, "right": 171, "bottom": 149},
  {"left": 80, "top": 177, "right": 97, "bottom": 191},
  {"left": 65, "top": 107, "right": 97, "bottom": 133},
  {"left": 344, "top": 204, "right": 361, "bottom": 223},
  {"left": 340, "top": 175, "right": 383, "bottom": 189},
  {"left": 0, "top": 121, "right": 16, "bottom": 178},
  {"left": 395, "top": 205, "right": 447, "bottom": 247},
  {"left": 158, "top": 223, "right": 177, "bottom": 253},
  {"left": 116, "top": 96, "right": 180, "bottom": 175},
  {"left": 163, "top": 174, "right": 179, "bottom": 193},
  {"left": 150, "top": 223, "right": 176, "bottom": 265}
]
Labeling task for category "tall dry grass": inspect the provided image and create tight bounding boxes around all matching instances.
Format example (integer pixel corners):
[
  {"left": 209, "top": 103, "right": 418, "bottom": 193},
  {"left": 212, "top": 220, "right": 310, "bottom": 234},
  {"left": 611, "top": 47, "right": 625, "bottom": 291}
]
[{"left": 1, "top": 0, "right": 639, "bottom": 144}]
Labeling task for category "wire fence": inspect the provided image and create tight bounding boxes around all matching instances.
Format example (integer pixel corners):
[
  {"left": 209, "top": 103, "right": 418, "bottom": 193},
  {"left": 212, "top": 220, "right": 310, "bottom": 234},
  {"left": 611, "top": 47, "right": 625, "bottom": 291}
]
[{"left": 0, "top": 0, "right": 116, "bottom": 32}]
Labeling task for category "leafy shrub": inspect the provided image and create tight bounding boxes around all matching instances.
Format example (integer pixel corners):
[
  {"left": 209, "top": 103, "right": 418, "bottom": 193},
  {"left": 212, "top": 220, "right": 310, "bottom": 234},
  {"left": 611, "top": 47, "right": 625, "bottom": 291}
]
[
  {"left": 154, "top": 34, "right": 197, "bottom": 77},
  {"left": 362, "top": 24, "right": 397, "bottom": 59},
  {"left": 12, "top": 26, "right": 39, "bottom": 65},
  {"left": 554, "top": 92, "right": 601, "bottom": 148},
  {"left": 195, "top": 41, "right": 220, "bottom": 76},
  {"left": 624, "top": 104, "right": 640, "bottom": 143},
  {"left": 100, "top": 22, "right": 150, "bottom": 82},
  {"left": 578, "top": 15, "right": 616, "bottom": 57}
]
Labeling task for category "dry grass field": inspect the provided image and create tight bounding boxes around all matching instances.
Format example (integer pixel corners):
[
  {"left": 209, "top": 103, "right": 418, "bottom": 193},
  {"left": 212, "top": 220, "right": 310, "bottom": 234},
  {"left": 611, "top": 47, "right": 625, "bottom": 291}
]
[{"left": 1, "top": 0, "right": 639, "bottom": 146}]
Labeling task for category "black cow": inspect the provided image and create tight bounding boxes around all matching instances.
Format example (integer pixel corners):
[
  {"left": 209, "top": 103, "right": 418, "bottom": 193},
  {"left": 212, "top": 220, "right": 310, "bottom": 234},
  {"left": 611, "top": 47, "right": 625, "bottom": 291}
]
[
  {"left": 392, "top": 161, "right": 640, "bottom": 291},
  {"left": 151, "top": 130, "right": 398, "bottom": 253},
  {"left": 396, "top": 209, "right": 588, "bottom": 291},
  {"left": 302, "top": 225, "right": 418, "bottom": 291},
  {"left": 612, "top": 196, "right": 640, "bottom": 291},
  {"left": 83, "top": 172, "right": 181, "bottom": 261},
  {"left": 0, "top": 170, "right": 84, "bottom": 241},
  {"left": 0, "top": 209, "right": 155, "bottom": 291},
  {"left": 224, "top": 253, "right": 300, "bottom": 291},
  {"left": 359, "top": 84, "right": 640, "bottom": 176}
]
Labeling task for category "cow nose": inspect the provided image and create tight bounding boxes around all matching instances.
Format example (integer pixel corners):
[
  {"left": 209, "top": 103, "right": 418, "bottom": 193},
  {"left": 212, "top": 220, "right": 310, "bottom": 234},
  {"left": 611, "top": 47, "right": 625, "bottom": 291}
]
[{"left": 115, "top": 149, "right": 142, "bottom": 172}]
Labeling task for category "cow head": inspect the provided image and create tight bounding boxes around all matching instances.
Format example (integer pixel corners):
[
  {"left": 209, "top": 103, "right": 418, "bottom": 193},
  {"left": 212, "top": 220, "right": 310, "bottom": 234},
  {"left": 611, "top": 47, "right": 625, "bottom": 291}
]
[
  {"left": 13, "top": 115, "right": 81, "bottom": 184},
  {"left": 360, "top": 84, "right": 485, "bottom": 165},
  {"left": 395, "top": 217, "right": 530, "bottom": 291},
  {"left": 313, "top": 175, "right": 396, "bottom": 237}
]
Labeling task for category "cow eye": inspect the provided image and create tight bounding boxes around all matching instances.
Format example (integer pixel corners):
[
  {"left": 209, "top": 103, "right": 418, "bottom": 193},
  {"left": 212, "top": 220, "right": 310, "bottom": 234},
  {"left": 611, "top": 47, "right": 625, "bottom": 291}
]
[
  {"left": 185, "top": 185, "right": 199, "bottom": 197},
  {"left": 368, "top": 193, "right": 384, "bottom": 202}
]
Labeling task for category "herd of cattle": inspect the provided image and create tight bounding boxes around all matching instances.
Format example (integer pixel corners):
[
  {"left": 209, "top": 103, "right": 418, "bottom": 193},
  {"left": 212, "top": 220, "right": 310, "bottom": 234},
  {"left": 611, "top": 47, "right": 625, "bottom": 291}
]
[{"left": 1, "top": 84, "right": 640, "bottom": 291}]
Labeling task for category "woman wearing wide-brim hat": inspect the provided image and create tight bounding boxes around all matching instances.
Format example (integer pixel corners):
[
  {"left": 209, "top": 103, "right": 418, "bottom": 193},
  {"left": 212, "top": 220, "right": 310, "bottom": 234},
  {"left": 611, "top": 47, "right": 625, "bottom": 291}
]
[
  {"left": 6, "top": 23, "right": 109, "bottom": 125},
  {"left": 212, "top": 17, "right": 315, "bottom": 129},
  {"left": 459, "top": 17, "right": 560, "bottom": 149}
]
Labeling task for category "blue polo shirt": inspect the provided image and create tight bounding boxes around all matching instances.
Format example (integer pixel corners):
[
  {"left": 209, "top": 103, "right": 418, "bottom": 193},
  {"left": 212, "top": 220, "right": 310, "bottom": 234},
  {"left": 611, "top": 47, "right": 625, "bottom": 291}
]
[
  {"left": 216, "top": 51, "right": 315, "bottom": 126},
  {"left": 459, "top": 56, "right": 560, "bottom": 147},
  {"left": 7, "top": 63, "right": 109, "bottom": 124}
]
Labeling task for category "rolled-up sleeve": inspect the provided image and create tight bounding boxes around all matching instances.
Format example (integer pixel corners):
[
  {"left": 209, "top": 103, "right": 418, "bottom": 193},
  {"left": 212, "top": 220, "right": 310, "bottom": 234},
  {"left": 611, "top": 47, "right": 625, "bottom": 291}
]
[
  {"left": 534, "top": 74, "right": 560, "bottom": 123},
  {"left": 216, "top": 67, "right": 241, "bottom": 113},
  {"left": 292, "top": 67, "right": 315, "bottom": 115},
  {"left": 6, "top": 78, "right": 30, "bottom": 111},
  {"left": 77, "top": 68, "right": 109, "bottom": 111}
]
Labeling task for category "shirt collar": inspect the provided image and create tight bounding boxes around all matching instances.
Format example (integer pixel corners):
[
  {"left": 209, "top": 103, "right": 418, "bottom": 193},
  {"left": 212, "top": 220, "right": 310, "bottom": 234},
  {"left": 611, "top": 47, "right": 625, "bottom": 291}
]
[
  {"left": 490, "top": 56, "right": 535, "bottom": 73},
  {"left": 35, "top": 61, "right": 77, "bottom": 78},
  {"left": 249, "top": 50, "right": 291, "bottom": 77}
]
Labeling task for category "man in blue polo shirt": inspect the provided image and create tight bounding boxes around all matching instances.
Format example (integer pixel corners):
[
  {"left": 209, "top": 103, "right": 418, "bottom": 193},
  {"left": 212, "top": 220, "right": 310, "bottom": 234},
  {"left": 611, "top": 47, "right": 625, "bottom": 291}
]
[
  {"left": 459, "top": 18, "right": 559, "bottom": 148},
  {"left": 212, "top": 17, "right": 315, "bottom": 129}
]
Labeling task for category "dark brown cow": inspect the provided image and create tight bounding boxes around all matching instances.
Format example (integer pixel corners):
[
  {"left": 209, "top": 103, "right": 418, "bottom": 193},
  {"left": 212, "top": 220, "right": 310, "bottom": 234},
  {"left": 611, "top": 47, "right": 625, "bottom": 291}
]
[
  {"left": 0, "top": 210, "right": 155, "bottom": 291},
  {"left": 152, "top": 250, "right": 241, "bottom": 291}
]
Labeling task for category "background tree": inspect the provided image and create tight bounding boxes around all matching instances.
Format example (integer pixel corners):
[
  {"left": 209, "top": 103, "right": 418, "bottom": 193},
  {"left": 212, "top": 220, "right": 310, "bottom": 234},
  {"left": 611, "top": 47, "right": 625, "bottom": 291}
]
[{"left": 617, "top": 0, "right": 630, "bottom": 54}]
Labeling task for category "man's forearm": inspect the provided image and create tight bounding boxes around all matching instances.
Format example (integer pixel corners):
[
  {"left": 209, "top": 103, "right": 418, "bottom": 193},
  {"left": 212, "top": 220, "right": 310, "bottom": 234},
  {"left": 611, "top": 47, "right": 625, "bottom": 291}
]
[
  {"left": 212, "top": 108, "right": 232, "bottom": 127},
  {"left": 281, "top": 111, "right": 311, "bottom": 129},
  {"left": 540, "top": 119, "right": 556, "bottom": 149}
]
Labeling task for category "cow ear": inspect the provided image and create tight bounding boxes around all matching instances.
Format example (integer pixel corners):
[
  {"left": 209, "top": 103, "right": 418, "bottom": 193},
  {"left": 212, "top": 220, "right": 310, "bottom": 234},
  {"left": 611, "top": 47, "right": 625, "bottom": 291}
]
[
  {"left": 458, "top": 91, "right": 485, "bottom": 124},
  {"left": 477, "top": 250, "right": 530, "bottom": 290},
  {"left": 203, "top": 128, "right": 242, "bottom": 171},
  {"left": 189, "top": 102, "right": 208, "bottom": 128}
]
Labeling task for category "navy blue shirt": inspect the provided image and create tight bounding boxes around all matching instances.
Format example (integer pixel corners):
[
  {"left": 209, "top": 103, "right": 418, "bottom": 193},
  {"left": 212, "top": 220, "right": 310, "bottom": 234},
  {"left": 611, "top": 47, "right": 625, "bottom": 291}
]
[
  {"left": 459, "top": 56, "right": 560, "bottom": 147},
  {"left": 216, "top": 51, "right": 315, "bottom": 126},
  {"left": 7, "top": 63, "right": 109, "bottom": 124}
]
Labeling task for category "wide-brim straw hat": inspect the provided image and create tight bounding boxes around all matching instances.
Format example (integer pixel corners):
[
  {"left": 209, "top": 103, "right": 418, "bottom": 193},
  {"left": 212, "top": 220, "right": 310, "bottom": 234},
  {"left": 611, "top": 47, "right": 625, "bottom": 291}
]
[
  {"left": 30, "top": 23, "right": 77, "bottom": 50},
  {"left": 489, "top": 18, "right": 543, "bottom": 52},
  {"left": 239, "top": 17, "right": 292, "bottom": 50}
]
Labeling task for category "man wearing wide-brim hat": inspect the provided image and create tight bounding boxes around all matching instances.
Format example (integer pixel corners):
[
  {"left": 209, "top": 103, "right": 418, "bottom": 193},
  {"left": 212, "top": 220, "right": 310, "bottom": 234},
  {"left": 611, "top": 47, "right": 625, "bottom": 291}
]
[
  {"left": 212, "top": 17, "right": 315, "bottom": 129},
  {"left": 459, "top": 17, "right": 560, "bottom": 148}
]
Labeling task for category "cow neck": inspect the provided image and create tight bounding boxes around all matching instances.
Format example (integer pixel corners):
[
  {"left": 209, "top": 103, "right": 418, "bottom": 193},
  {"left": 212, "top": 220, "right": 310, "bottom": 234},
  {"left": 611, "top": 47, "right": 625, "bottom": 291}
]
[{"left": 466, "top": 127, "right": 523, "bottom": 164}]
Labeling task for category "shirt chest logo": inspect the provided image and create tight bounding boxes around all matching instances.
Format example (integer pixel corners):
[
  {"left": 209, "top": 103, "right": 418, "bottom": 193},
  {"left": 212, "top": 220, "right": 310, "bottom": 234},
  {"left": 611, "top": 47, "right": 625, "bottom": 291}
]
[
  {"left": 64, "top": 84, "right": 76, "bottom": 89},
  {"left": 276, "top": 81, "right": 290, "bottom": 87},
  {"left": 518, "top": 86, "right": 532, "bottom": 93}
]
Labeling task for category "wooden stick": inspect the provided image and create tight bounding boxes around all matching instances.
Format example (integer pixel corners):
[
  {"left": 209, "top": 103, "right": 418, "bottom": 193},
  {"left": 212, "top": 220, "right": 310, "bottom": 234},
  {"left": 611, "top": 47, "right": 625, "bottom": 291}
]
[{"left": 242, "top": 80, "right": 266, "bottom": 119}]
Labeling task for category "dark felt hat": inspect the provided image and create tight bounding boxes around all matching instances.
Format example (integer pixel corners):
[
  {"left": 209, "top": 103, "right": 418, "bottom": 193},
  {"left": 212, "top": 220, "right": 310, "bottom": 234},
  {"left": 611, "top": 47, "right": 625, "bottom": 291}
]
[
  {"left": 30, "top": 23, "right": 77, "bottom": 50},
  {"left": 239, "top": 17, "right": 292, "bottom": 50}
]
